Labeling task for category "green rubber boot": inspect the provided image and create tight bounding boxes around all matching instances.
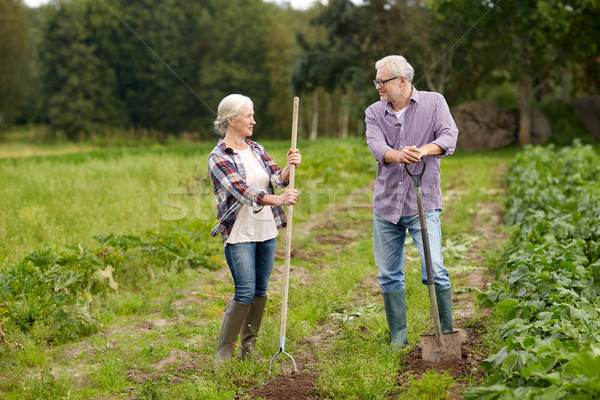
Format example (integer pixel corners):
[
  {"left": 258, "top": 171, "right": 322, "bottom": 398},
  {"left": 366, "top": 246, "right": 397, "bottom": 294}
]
[
  {"left": 382, "top": 290, "right": 409, "bottom": 348},
  {"left": 239, "top": 296, "right": 267, "bottom": 360},
  {"left": 215, "top": 300, "right": 250, "bottom": 363},
  {"left": 436, "top": 288, "right": 454, "bottom": 333}
]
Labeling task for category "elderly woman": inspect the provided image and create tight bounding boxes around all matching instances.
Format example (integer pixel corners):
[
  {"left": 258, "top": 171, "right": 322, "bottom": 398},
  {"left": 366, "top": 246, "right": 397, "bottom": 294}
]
[{"left": 208, "top": 94, "right": 301, "bottom": 363}]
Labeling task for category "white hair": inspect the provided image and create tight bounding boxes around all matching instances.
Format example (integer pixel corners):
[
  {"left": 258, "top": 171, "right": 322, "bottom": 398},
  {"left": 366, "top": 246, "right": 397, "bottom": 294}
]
[
  {"left": 375, "top": 55, "right": 414, "bottom": 84},
  {"left": 213, "top": 94, "right": 254, "bottom": 136}
]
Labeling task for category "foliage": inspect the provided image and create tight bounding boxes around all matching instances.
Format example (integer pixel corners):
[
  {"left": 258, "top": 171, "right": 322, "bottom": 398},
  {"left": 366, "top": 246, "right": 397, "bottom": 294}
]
[
  {"left": 32, "top": 0, "right": 296, "bottom": 139},
  {"left": 433, "top": 0, "right": 600, "bottom": 145},
  {"left": 0, "top": 0, "right": 32, "bottom": 127},
  {"left": 467, "top": 142, "right": 600, "bottom": 398},
  {"left": 0, "top": 219, "right": 221, "bottom": 343},
  {"left": 540, "top": 100, "right": 596, "bottom": 146},
  {"left": 38, "top": 0, "right": 129, "bottom": 139}
]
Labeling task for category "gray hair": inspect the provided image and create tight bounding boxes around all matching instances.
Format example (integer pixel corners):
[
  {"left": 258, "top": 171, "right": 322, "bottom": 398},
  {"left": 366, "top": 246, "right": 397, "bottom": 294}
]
[
  {"left": 375, "top": 55, "right": 414, "bottom": 84},
  {"left": 213, "top": 94, "right": 254, "bottom": 136}
]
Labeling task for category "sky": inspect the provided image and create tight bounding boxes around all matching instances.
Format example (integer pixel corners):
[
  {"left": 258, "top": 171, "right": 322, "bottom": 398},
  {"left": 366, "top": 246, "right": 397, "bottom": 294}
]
[{"left": 23, "top": 0, "right": 327, "bottom": 9}]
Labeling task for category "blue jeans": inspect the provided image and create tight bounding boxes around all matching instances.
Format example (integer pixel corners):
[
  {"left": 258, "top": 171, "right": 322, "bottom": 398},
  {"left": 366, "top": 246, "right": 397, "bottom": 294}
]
[
  {"left": 224, "top": 238, "right": 276, "bottom": 304},
  {"left": 373, "top": 210, "right": 450, "bottom": 292}
]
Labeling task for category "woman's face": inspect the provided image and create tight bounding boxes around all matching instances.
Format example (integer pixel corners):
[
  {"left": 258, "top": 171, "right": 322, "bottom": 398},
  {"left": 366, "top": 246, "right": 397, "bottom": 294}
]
[{"left": 229, "top": 103, "right": 256, "bottom": 138}]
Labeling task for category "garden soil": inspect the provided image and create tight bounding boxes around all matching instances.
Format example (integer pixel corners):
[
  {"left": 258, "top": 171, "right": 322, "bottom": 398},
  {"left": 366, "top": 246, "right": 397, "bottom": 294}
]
[{"left": 242, "top": 183, "right": 506, "bottom": 399}]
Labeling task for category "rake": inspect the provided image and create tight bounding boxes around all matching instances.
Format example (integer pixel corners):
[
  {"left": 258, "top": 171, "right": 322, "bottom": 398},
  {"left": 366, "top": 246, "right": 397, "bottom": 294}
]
[{"left": 269, "top": 96, "right": 299, "bottom": 374}]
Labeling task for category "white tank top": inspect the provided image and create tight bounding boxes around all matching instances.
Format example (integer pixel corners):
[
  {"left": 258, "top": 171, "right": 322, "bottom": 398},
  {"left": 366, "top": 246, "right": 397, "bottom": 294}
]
[{"left": 226, "top": 147, "right": 278, "bottom": 245}]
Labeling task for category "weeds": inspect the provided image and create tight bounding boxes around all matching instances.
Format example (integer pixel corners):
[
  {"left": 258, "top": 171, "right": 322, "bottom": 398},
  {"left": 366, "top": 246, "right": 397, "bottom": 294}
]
[{"left": 399, "top": 370, "right": 455, "bottom": 400}]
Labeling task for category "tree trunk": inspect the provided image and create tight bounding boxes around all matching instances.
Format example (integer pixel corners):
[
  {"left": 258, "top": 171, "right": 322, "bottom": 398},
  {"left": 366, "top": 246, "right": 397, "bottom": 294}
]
[
  {"left": 560, "top": 68, "right": 570, "bottom": 101},
  {"left": 517, "top": 71, "right": 533, "bottom": 146},
  {"left": 325, "top": 91, "right": 332, "bottom": 138},
  {"left": 340, "top": 96, "right": 349, "bottom": 139},
  {"left": 310, "top": 90, "right": 318, "bottom": 140}
]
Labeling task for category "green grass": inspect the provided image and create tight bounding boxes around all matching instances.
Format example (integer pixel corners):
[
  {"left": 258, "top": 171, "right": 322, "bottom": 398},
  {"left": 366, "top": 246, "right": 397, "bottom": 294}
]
[
  {"left": 0, "top": 144, "right": 213, "bottom": 264},
  {"left": 0, "top": 138, "right": 517, "bottom": 399},
  {"left": 0, "top": 138, "right": 374, "bottom": 265},
  {"left": 398, "top": 370, "right": 456, "bottom": 399}
]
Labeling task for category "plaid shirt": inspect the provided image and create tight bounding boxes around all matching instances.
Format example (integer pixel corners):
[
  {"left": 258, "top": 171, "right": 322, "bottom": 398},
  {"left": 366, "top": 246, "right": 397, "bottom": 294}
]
[{"left": 208, "top": 138, "right": 288, "bottom": 244}]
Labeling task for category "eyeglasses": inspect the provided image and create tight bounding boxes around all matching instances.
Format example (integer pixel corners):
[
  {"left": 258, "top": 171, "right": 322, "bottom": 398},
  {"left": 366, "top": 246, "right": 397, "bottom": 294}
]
[{"left": 373, "top": 76, "right": 399, "bottom": 88}]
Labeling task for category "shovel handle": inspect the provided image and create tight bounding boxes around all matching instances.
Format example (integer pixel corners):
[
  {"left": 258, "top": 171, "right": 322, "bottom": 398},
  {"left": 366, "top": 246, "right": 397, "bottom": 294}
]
[
  {"left": 404, "top": 157, "right": 426, "bottom": 187},
  {"left": 406, "top": 158, "right": 443, "bottom": 342}
]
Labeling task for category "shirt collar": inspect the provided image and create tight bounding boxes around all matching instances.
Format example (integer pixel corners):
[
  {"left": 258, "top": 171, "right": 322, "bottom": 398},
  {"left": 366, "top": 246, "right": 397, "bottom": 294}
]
[
  {"left": 384, "top": 85, "right": 419, "bottom": 115},
  {"left": 217, "top": 138, "right": 257, "bottom": 154}
]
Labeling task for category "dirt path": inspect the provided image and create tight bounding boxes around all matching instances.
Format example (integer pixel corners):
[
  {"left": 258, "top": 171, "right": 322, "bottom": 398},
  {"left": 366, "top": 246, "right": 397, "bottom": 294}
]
[{"left": 243, "top": 183, "right": 506, "bottom": 399}]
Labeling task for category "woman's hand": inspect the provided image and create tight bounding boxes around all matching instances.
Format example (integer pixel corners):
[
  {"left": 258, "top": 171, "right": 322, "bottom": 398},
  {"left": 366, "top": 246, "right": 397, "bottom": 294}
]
[
  {"left": 261, "top": 189, "right": 298, "bottom": 207},
  {"left": 277, "top": 189, "right": 298, "bottom": 206},
  {"left": 281, "top": 149, "right": 302, "bottom": 183},
  {"left": 287, "top": 148, "right": 302, "bottom": 167}
]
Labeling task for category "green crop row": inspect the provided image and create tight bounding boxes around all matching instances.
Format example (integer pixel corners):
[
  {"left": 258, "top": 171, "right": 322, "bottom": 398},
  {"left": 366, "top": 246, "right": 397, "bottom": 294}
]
[{"left": 466, "top": 141, "right": 600, "bottom": 399}]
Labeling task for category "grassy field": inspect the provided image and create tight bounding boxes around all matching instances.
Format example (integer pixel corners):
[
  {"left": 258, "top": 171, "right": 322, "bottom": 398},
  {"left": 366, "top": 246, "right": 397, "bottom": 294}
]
[
  {"left": 0, "top": 138, "right": 376, "bottom": 265},
  {"left": 0, "top": 138, "right": 518, "bottom": 399}
]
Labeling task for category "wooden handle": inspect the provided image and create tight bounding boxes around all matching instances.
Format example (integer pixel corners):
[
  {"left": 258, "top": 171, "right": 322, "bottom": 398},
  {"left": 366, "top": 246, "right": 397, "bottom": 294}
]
[{"left": 280, "top": 96, "right": 299, "bottom": 338}]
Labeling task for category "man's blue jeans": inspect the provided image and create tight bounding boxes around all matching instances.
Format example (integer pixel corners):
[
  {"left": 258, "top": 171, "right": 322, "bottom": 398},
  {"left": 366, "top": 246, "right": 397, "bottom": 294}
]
[
  {"left": 224, "top": 238, "right": 276, "bottom": 305},
  {"left": 373, "top": 210, "right": 450, "bottom": 293}
]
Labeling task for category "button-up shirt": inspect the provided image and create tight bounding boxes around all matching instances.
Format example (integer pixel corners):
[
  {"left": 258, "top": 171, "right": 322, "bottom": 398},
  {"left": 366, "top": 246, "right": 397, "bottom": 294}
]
[
  {"left": 365, "top": 87, "right": 458, "bottom": 223},
  {"left": 208, "top": 138, "right": 288, "bottom": 244}
]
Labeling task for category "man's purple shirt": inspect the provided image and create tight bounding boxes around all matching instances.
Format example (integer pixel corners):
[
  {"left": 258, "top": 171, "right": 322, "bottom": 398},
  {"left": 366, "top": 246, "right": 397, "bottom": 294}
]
[{"left": 365, "top": 87, "right": 459, "bottom": 224}]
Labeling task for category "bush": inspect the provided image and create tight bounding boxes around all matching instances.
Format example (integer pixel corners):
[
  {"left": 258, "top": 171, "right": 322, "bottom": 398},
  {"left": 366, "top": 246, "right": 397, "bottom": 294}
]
[{"left": 540, "top": 101, "right": 595, "bottom": 146}]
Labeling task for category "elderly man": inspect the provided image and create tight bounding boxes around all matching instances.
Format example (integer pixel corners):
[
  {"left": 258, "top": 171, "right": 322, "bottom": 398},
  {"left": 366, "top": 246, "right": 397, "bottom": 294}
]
[{"left": 365, "top": 55, "right": 459, "bottom": 347}]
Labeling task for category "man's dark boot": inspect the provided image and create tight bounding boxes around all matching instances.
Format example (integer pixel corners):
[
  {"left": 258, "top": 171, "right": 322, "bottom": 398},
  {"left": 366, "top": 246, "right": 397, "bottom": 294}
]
[
  {"left": 382, "top": 290, "right": 409, "bottom": 348},
  {"left": 436, "top": 288, "right": 454, "bottom": 332},
  {"left": 215, "top": 300, "right": 250, "bottom": 363},
  {"left": 239, "top": 296, "right": 267, "bottom": 360}
]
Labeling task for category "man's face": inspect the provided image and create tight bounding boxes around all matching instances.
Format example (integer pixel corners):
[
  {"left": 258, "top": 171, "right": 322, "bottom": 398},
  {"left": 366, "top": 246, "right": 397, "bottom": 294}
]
[{"left": 375, "top": 65, "right": 402, "bottom": 103}]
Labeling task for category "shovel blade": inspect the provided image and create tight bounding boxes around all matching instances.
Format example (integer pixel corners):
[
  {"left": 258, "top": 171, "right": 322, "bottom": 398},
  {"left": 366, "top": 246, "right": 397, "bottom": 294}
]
[{"left": 420, "top": 330, "right": 462, "bottom": 362}]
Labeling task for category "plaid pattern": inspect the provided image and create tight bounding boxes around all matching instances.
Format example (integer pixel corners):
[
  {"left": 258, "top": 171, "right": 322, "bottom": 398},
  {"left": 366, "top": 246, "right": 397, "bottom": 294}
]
[{"left": 208, "top": 138, "right": 288, "bottom": 244}]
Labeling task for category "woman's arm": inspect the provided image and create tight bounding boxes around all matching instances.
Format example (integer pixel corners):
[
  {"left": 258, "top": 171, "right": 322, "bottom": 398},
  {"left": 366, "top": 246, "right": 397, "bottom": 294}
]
[{"left": 260, "top": 189, "right": 299, "bottom": 206}]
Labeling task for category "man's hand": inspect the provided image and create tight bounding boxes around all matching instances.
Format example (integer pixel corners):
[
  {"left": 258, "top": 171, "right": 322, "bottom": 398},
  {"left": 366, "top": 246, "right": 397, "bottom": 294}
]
[{"left": 400, "top": 145, "right": 423, "bottom": 164}]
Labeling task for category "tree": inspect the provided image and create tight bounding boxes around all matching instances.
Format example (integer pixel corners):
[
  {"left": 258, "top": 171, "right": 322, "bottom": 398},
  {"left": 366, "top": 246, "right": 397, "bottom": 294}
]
[
  {"left": 35, "top": 0, "right": 292, "bottom": 139},
  {"left": 0, "top": 0, "right": 32, "bottom": 128},
  {"left": 38, "top": 0, "right": 128, "bottom": 139},
  {"left": 291, "top": 0, "right": 480, "bottom": 137},
  {"left": 433, "top": 0, "right": 600, "bottom": 145},
  {"left": 197, "top": 0, "right": 278, "bottom": 138},
  {"left": 117, "top": 0, "right": 212, "bottom": 136}
]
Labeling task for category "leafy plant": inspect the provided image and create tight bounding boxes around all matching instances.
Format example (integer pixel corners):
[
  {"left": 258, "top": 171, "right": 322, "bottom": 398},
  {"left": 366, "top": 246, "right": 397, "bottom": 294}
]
[{"left": 467, "top": 143, "right": 600, "bottom": 398}]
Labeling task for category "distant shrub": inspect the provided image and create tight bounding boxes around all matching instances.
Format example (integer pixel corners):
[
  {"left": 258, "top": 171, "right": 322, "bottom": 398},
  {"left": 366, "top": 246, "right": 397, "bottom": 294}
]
[{"left": 540, "top": 100, "right": 595, "bottom": 146}]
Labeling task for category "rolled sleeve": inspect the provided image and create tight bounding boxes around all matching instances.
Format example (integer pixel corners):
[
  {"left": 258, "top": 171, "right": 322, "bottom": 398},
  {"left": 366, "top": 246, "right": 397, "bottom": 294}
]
[
  {"left": 431, "top": 96, "right": 458, "bottom": 157},
  {"left": 209, "top": 155, "right": 267, "bottom": 211}
]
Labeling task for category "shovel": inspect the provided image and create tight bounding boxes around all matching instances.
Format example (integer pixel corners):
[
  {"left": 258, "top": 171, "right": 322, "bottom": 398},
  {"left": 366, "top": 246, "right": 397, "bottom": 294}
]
[
  {"left": 405, "top": 157, "right": 461, "bottom": 362},
  {"left": 269, "top": 97, "right": 299, "bottom": 374}
]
